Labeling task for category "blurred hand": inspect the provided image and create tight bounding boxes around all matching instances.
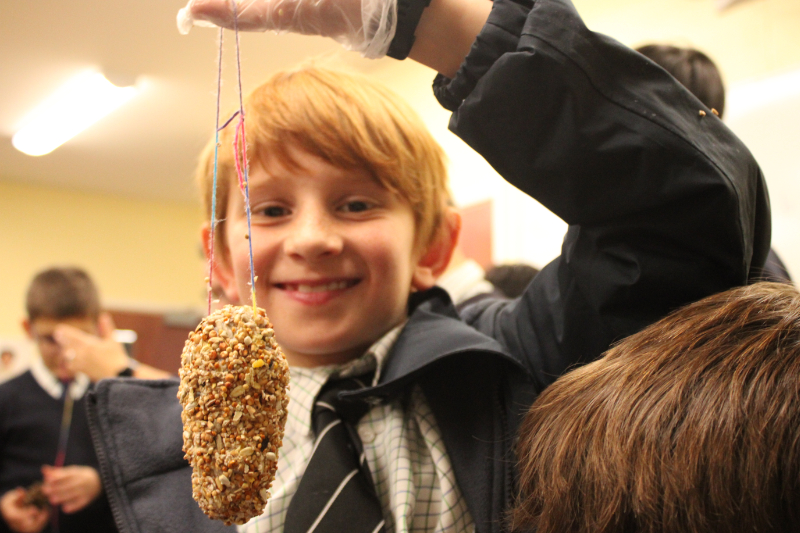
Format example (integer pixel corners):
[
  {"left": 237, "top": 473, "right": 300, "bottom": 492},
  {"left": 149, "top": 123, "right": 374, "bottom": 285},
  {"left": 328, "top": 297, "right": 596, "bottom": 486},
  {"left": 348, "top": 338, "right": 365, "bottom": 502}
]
[
  {"left": 40, "top": 466, "right": 102, "bottom": 514},
  {"left": 54, "top": 313, "right": 128, "bottom": 382},
  {"left": 0, "top": 488, "right": 48, "bottom": 533},
  {"left": 178, "top": 0, "right": 396, "bottom": 58}
]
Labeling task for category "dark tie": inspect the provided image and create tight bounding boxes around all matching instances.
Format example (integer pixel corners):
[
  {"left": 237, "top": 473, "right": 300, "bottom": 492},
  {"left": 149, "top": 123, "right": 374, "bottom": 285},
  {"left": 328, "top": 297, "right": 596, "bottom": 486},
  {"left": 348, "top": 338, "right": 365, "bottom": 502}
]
[{"left": 284, "top": 373, "right": 386, "bottom": 533}]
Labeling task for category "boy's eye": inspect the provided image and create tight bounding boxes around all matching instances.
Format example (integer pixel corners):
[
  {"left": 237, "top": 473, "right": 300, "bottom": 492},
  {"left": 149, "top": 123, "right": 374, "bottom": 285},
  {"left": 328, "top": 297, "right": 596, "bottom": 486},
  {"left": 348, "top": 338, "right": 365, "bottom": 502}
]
[
  {"left": 340, "top": 200, "right": 372, "bottom": 213},
  {"left": 261, "top": 206, "right": 288, "bottom": 217}
]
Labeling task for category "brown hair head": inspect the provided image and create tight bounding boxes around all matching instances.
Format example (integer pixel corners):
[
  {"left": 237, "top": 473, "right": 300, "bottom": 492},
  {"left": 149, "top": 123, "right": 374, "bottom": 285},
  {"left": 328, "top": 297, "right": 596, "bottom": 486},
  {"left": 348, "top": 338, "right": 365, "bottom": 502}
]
[
  {"left": 197, "top": 66, "right": 449, "bottom": 256},
  {"left": 26, "top": 267, "right": 101, "bottom": 322},
  {"left": 636, "top": 44, "right": 725, "bottom": 118},
  {"left": 513, "top": 282, "right": 800, "bottom": 533}
]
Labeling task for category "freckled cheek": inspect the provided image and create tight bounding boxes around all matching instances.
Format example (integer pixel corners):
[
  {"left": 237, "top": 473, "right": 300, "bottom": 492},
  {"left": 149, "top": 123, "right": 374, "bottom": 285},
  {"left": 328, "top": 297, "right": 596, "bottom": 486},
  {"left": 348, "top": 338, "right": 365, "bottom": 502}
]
[
  {"left": 240, "top": 236, "right": 284, "bottom": 294},
  {"left": 363, "top": 240, "right": 416, "bottom": 298}
]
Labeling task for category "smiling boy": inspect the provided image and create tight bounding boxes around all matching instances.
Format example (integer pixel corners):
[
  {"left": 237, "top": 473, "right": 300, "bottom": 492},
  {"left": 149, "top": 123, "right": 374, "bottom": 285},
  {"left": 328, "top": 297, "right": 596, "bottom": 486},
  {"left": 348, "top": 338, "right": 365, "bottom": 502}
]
[
  {"left": 205, "top": 70, "right": 453, "bottom": 370},
  {"left": 86, "top": 0, "right": 769, "bottom": 531},
  {"left": 200, "top": 69, "right": 472, "bottom": 530}
]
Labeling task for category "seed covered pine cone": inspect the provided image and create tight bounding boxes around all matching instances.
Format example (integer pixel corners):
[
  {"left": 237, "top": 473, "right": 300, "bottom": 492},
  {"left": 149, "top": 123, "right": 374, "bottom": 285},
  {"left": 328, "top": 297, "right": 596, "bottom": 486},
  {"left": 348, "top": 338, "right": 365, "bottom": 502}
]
[{"left": 178, "top": 305, "right": 289, "bottom": 525}]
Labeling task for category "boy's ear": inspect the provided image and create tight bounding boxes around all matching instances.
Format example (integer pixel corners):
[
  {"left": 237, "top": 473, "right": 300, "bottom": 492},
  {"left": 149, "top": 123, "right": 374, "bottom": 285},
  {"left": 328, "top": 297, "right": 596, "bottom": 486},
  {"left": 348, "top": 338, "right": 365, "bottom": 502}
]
[
  {"left": 201, "top": 223, "right": 241, "bottom": 305},
  {"left": 22, "top": 319, "right": 32, "bottom": 339},
  {"left": 411, "top": 208, "right": 462, "bottom": 291}
]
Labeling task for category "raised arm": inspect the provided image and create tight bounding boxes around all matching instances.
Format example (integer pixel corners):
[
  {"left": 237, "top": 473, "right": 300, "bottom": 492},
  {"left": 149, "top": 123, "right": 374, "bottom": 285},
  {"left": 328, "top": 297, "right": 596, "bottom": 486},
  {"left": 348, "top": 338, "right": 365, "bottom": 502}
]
[
  {"left": 177, "top": 0, "right": 770, "bottom": 389},
  {"left": 178, "top": 0, "right": 489, "bottom": 71},
  {"left": 409, "top": 0, "right": 492, "bottom": 77},
  {"left": 444, "top": 0, "right": 770, "bottom": 389}
]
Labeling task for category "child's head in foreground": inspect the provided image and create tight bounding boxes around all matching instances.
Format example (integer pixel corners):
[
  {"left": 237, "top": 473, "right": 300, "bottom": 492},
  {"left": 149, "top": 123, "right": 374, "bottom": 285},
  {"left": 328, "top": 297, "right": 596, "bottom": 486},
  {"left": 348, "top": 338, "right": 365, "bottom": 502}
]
[
  {"left": 197, "top": 67, "right": 458, "bottom": 368},
  {"left": 23, "top": 267, "right": 101, "bottom": 381},
  {"left": 512, "top": 281, "right": 800, "bottom": 533}
]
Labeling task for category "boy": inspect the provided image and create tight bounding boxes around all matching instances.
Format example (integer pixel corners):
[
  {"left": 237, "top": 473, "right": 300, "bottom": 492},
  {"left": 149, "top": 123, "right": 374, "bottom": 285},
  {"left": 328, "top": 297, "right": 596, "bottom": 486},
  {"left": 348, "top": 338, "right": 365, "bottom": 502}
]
[
  {"left": 0, "top": 267, "right": 168, "bottom": 533},
  {"left": 512, "top": 282, "right": 800, "bottom": 532},
  {"left": 87, "top": 0, "right": 770, "bottom": 532},
  {"left": 0, "top": 267, "right": 118, "bottom": 533}
]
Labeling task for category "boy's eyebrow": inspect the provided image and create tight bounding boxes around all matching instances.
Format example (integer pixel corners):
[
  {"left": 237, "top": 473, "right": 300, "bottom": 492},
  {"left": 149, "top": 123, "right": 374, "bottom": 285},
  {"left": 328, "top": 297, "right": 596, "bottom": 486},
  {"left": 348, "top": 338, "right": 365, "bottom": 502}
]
[{"left": 245, "top": 178, "right": 279, "bottom": 196}]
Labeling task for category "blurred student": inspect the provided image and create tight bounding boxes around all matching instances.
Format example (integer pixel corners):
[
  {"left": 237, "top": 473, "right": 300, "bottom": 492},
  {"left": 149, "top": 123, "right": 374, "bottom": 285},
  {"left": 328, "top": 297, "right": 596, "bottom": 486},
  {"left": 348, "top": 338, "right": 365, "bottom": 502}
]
[
  {"left": 0, "top": 267, "right": 168, "bottom": 533},
  {"left": 513, "top": 282, "right": 800, "bottom": 533}
]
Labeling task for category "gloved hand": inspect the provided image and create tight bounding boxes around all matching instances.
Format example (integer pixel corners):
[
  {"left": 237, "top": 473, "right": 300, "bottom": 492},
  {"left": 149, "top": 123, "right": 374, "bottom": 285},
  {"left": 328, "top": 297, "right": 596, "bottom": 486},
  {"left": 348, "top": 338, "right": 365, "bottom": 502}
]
[{"left": 177, "top": 0, "right": 397, "bottom": 59}]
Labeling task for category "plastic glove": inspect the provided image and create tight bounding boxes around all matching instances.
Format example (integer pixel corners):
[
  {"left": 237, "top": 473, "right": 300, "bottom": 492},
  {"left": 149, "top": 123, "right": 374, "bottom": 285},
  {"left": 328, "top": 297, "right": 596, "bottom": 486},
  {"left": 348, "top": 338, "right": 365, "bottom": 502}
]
[{"left": 177, "top": 0, "right": 397, "bottom": 59}]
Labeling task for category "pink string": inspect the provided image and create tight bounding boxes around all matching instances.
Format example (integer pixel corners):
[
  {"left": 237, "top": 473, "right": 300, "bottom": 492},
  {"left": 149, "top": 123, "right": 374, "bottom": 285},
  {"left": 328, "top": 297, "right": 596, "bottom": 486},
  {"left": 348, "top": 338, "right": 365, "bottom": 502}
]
[{"left": 207, "top": 2, "right": 257, "bottom": 314}]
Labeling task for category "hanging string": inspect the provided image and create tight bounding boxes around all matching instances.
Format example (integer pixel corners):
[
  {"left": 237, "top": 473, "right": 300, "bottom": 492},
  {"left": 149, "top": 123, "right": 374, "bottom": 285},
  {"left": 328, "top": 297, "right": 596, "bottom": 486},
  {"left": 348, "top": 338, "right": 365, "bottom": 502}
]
[
  {"left": 207, "top": 26, "right": 224, "bottom": 316},
  {"left": 205, "top": 11, "right": 264, "bottom": 533},
  {"left": 231, "top": 1, "right": 258, "bottom": 317},
  {"left": 50, "top": 381, "right": 75, "bottom": 533},
  {"left": 207, "top": 2, "right": 258, "bottom": 317}
]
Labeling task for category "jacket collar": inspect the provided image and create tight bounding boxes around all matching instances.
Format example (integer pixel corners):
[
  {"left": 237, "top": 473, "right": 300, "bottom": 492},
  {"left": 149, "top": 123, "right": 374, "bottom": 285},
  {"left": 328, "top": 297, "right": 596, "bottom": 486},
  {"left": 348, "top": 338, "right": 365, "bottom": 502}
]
[{"left": 345, "top": 287, "right": 525, "bottom": 402}]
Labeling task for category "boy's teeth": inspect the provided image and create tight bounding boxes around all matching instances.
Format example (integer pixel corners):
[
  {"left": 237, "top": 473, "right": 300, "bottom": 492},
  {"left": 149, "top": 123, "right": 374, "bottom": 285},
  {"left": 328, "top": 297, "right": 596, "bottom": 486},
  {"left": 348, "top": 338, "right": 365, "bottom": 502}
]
[{"left": 294, "top": 281, "right": 349, "bottom": 292}]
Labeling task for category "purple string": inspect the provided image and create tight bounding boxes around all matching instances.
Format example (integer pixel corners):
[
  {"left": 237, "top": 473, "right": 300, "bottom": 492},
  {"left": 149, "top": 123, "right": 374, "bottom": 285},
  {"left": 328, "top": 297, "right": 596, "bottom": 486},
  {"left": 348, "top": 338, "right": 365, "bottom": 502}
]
[
  {"left": 50, "top": 379, "right": 75, "bottom": 533},
  {"left": 232, "top": 1, "right": 258, "bottom": 313},
  {"left": 218, "top": 110, "right": 240, "bottom": 131}
]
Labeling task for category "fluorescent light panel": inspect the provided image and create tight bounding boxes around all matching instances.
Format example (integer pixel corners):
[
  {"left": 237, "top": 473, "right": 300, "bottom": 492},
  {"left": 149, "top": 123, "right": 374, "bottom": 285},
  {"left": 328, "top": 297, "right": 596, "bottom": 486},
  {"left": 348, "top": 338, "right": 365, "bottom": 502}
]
[{"left": 12, "top": 71, "right": 137, "bottom": 156}]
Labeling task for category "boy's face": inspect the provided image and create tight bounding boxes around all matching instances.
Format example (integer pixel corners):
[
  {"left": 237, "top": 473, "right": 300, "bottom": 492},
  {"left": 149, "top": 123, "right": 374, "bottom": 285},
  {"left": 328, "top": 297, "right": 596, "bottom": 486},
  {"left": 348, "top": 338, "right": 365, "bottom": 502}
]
[
  {"left": 24, "top": 316, "right": 97, "bottom": 381},
  {"left": 213, "top": 145, "right": 447, "bottom": 368}
]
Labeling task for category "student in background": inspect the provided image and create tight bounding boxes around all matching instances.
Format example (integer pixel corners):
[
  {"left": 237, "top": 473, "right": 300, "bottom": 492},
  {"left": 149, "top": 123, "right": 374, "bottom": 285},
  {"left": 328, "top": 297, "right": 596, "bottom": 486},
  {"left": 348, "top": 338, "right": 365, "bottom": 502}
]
[
  {"left": 0, "top": 267, "right": 168, "bottom": 533},
  {"left": 512, "top": 282, "right": 800, "bottom": 533}
]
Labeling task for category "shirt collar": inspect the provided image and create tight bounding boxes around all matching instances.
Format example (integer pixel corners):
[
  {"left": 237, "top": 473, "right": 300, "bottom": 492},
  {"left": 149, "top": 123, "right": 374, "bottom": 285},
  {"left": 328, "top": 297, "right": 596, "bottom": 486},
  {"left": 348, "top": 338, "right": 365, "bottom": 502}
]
[
  {"left": 287, "top": 322, "right": 406, "bottom": 437},
  {"left": 436, "top": 259, "right": 495, "bottom": 305},
  {"left": 29, "top": 355, "right": 90, "bottom": 400},
  {"left": 334, "top": 322, "right": 405, "bottom": 385}
]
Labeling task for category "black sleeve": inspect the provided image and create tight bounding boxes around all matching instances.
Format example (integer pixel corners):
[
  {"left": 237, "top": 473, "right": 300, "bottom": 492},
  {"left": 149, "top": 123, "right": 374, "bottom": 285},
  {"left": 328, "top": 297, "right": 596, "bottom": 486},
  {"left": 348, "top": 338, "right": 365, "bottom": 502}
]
[
  {"left": 440, "top": 0, "right": 771, "bottom": 390},
  {"left": 85, "top": 378, "right": 236, "bottom": 533}
]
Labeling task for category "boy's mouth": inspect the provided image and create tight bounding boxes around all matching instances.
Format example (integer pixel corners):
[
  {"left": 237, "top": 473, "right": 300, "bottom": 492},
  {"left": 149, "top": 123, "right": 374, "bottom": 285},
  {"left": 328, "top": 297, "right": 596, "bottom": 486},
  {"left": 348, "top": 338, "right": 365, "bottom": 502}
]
[{"left": 275, "top": 279, "right": 360, "bottom": 293}]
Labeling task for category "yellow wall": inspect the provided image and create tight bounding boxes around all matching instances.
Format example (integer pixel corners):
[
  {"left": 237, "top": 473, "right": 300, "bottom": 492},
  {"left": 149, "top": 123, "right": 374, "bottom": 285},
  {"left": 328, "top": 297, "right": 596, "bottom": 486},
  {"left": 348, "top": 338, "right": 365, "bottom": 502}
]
[{"left": 0, "top": 180, "right": 205, "bottom": 339}]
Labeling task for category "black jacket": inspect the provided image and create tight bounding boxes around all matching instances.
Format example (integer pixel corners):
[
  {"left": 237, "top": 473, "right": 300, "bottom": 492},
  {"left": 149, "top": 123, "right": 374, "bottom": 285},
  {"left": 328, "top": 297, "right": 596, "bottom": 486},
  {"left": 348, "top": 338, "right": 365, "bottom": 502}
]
[
  {"left": 0, "top": 372, "right": 117, "bottom": 533},
  {"left": 86, "top": 0, "right": 769, "bottom": 532}
]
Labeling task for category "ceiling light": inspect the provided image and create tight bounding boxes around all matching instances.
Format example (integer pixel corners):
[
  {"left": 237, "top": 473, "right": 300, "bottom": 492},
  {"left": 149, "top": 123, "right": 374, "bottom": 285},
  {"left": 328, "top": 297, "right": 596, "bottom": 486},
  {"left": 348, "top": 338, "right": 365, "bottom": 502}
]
[{"left": 12, "top": 71, "right": 138, "bottom": 157}]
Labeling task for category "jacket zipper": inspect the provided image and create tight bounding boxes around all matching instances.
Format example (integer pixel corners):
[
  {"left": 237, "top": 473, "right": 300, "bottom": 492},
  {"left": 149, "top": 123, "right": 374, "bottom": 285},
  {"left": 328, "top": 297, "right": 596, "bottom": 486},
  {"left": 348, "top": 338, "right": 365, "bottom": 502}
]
[
  {"left": 86, "top": 390, "right": 135, "bottom": 533},
  {"left": 495, "top": 378, "right": 514, "bottom": 533}
]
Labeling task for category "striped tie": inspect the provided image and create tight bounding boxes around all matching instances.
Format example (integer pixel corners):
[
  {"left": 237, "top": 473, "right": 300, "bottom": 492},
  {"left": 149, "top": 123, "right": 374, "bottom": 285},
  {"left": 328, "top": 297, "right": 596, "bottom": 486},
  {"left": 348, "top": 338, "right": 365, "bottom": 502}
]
[{"left": 284, "top": 373, "right": 386, "bottom": 533}]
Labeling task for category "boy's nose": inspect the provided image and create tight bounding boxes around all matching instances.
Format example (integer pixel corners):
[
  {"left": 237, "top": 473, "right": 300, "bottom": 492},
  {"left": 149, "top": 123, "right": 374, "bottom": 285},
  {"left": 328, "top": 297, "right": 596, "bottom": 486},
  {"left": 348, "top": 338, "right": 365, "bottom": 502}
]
[{"left": 283, "top": 213, "right": 343, "bottom": 261}]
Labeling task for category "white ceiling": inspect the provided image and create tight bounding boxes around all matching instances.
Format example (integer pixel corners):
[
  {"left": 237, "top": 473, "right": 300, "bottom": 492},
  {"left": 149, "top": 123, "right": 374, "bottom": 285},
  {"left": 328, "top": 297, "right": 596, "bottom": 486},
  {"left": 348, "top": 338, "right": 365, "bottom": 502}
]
[
  {"left": 0, "top": 0, "right": 401, "bottom": 202},
  {"left": 2, "top": 0, "right": 799, "bottom": 205}
]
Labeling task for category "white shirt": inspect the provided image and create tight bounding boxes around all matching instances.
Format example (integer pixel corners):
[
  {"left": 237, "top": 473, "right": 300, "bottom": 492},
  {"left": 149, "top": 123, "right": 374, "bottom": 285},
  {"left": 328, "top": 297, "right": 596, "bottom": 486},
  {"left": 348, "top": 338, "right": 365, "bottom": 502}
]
[
  {"left": 29, "top": 355, "right": 90, "bottom": 401},
  {"left": 436, "top": 259, "right": 495, "bottom": 305},
  {"left": 239, "top": 325, "right": 474, "bottom": 533}
]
